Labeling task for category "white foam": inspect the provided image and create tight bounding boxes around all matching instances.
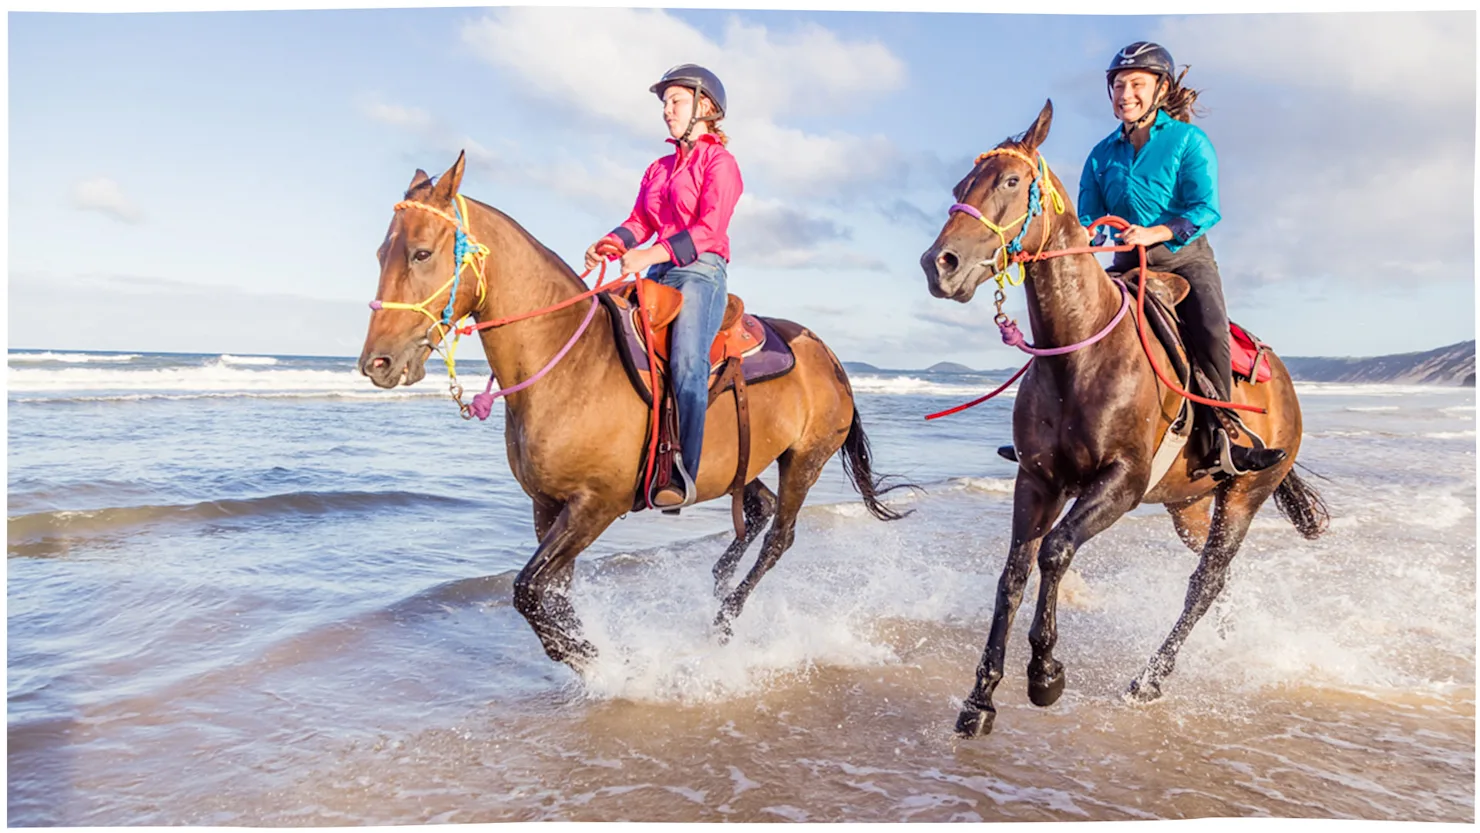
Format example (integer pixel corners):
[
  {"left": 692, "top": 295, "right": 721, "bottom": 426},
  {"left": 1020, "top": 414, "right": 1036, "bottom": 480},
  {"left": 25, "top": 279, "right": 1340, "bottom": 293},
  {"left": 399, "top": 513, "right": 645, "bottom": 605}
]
[
  {"left": 8, "top": 365, "right": 375, "bottom": 394},
  {"left": 8, "top": 351, "right": 139, "bottom": 363},
  {"left": 848, "top": 374, "right": 1017, "bottom": 398},
  {"left": 1423, "top": 430, "right": 1477, "bottom": 440},
  {"left": 1293, "top": 382, "right": 1463, "bottom": 397},
  {"left": 216, "top": 354, "right": 279, "bottom": 366},
  {"left": 952, "top": 476, "right": 1017, "bottom": 494}
]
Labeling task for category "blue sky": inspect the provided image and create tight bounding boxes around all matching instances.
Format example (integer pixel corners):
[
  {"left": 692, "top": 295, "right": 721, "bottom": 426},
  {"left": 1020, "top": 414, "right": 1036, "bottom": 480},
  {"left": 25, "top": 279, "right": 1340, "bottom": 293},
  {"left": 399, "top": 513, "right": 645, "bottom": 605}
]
[{"left": 8, "top": 3, "right": 1476, "bottom": 368}]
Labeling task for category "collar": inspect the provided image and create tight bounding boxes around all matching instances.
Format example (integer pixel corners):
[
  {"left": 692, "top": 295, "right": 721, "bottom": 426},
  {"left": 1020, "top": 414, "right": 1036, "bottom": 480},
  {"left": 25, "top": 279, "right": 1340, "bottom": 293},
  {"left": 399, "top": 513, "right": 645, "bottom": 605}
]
[
  {"left": 1114, "top": 108, "right": 1171, "bottom": 144},
  {"left": 666, "top": 132, "right": 720, "bottom": 150}
]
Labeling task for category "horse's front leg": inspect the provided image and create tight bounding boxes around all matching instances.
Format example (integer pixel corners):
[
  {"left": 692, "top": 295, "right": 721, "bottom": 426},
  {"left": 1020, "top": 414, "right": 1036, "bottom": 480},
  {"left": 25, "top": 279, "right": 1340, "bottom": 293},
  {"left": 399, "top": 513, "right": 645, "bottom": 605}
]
[
  {"left": 956, "top": 474, "right": 1066, "bottom": 738},
  {"left": 512, "top": 494, "right": 619, "bottom": 669},
  {"left": 1026, "top": 460, "right": 1142, "bottom": 707}
]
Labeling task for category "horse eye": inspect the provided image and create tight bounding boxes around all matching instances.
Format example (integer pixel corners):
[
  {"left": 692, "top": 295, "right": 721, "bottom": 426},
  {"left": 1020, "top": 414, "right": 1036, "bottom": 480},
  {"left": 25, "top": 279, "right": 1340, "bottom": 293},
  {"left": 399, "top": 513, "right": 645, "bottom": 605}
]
[
  {"left": 1005, "top": 176, "right": 1020, "bottom": 188},
  {"left": 412, "top": 249, "right": 433, "bottom": 263}
]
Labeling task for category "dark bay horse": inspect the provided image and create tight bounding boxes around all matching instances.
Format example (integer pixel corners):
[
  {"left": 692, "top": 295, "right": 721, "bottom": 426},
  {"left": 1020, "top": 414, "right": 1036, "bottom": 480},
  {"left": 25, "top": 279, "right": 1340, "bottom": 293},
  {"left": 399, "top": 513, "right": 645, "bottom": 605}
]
[
  {"left": 360, "top": 152, "right": 904, "bottom": 669},
  {"left": 920, "top": 102, "right": 1329, "bottom": 738}
]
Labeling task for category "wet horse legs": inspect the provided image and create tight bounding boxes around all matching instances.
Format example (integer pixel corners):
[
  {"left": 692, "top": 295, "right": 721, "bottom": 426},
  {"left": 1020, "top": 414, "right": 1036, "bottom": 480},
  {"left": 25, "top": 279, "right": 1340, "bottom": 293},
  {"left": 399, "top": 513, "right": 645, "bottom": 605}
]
[
  {"left": 1025, "top": 461, "right": 1142, "bottom": 709},
  {"left": 1127, "top": 481, "right": 1263, "bottom": 701},
  {"left": 956, "top": 475, "right": 1066, "bottom": 737},
  {"left": 513, "top": 495, "right": 617, "bottom": 668},
  {"left": 712, "top": 479, "right": 778, "bottom": 598}
]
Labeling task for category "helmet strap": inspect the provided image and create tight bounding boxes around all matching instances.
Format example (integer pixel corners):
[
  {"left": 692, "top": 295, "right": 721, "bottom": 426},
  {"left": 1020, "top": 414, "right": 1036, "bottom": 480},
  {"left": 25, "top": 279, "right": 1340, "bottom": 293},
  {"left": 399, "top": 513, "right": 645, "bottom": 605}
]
[{"left": 677, "top": 80, "right": 704, "bottom": 146}]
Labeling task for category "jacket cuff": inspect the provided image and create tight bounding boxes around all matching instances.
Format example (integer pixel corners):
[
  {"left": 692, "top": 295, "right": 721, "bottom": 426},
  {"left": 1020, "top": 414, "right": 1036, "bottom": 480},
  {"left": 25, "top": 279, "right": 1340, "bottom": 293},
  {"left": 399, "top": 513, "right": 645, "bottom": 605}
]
[
  {"left": 662, "top": 231, "right": 698, "bottom": 267},
  {"left": 1165, "top": 217, "right": 1198, "bottom": 243},
  {"left": 610, "top": 227, "right": 638, "bottom": 250}
]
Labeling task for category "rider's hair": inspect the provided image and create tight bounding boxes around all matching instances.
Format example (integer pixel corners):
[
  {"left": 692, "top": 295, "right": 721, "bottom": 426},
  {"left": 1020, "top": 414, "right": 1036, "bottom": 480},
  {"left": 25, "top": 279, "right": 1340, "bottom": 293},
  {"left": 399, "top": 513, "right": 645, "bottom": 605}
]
[
  {"left": 1161, "top": 66, "right": 1205, "bottom": 123},
  {"left": 697, "top": 94, "right": 728, "bottom": 146}
]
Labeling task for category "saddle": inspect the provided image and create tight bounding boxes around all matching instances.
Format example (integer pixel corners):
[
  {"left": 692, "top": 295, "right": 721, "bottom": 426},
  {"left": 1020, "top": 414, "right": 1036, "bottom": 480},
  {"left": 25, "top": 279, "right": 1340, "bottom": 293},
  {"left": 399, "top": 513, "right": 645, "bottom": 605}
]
[
  {"left": 1118, "top": 267, "right": 1276, "bottom": 486},
  {"left": 597, "top": 281, "right": 798, "bottom": 532}
]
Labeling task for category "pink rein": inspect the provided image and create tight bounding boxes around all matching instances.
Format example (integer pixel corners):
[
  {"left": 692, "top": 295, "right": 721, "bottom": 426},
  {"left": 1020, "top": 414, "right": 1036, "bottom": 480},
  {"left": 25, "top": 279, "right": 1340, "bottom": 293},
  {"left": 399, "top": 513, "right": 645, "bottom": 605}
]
[
  {"left": 1000, "top": 279, "right": 1130, "bottom": 357},
  {"left": 468, "top": 296, "right": 601, "bottom": 421}
]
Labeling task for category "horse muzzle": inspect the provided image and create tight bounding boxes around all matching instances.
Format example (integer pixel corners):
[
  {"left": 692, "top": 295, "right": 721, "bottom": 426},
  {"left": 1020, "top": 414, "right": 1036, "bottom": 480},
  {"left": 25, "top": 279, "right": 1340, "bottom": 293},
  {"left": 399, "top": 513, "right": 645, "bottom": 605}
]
[
  {"left": 921, "top": 244, "right": 996, "bottom": 304},
  {"left": 359, "top": 340, "right": 431, "bottom": 389}
]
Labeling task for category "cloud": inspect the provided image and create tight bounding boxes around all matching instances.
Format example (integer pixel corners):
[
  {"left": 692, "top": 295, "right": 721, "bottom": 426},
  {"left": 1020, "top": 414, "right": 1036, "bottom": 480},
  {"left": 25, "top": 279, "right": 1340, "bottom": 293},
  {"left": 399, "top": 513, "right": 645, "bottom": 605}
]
[
  {"left": 458, "top": 7, "right": 909, "bottom": 196},
  {"left": 70, "top": 178, "right": 143, "bottom": 224},
  {"left": 729, "top": 195, "right": 890, "bottom": 271},
  {"left": 358, "top": 98, "right": 434, "bottom": 131},
  {"left": 1139, "top": 13, "right": 1475, "bottom": 294}
]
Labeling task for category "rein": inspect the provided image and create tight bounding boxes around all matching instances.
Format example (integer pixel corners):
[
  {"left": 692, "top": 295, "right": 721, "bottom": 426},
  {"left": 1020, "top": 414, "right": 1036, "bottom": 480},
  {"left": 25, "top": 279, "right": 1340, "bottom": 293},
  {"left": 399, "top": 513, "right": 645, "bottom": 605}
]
[
  {"left": 928, "top": 150, "right": 1266, "bottom": 420},
  {"left": 371, "top": 196, "right": 637, "bottom": 419}
]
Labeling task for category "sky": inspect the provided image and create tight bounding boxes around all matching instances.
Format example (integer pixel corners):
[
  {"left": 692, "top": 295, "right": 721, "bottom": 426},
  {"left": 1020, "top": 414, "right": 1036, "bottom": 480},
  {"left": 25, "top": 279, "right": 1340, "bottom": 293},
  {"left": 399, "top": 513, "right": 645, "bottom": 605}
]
[{"left": 7, "top": 1, "right": 1477, "bottom": 369}]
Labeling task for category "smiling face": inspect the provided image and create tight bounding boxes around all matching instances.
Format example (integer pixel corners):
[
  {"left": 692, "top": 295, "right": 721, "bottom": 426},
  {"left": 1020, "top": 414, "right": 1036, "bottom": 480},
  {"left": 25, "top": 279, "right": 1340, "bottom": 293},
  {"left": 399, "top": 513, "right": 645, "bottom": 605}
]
[{"left": 1110, "top": 69, "right": 1165, "bottom": 125}]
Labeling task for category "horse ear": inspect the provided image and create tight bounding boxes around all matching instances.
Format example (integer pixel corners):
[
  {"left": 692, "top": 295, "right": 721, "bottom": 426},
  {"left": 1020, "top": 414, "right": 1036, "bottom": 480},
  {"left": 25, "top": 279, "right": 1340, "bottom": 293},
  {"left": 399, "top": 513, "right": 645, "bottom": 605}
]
[
  {"left": 1023, "top": 99, "right": 1054, "bottom": 150},
  {"left": 405, "top": 168, "right": 431, "bottom": 197},
  {"left": 431, "top": 151, "right": 467, "bottom": 204}
]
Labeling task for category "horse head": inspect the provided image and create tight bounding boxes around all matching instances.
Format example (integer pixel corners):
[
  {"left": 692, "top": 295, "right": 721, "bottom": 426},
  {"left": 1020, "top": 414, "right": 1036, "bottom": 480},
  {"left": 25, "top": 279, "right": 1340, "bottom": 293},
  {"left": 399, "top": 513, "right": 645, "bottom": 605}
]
[
  {"left": 920, "top": 100, "right": 1062, "bottom": 303},
  {"left": 359, "top": 151, "right": 483, "bottom": 389}
]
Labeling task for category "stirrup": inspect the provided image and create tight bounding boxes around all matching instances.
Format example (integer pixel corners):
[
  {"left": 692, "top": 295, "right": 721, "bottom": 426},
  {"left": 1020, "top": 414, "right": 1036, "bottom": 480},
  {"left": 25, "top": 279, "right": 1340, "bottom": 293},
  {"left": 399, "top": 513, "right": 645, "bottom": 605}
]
[
  {"left": 651, "top": 451, "right": 698, "bottom": 511},
  {"left": 1214, "top": 428, "right": 1286, "bottom": 476}
]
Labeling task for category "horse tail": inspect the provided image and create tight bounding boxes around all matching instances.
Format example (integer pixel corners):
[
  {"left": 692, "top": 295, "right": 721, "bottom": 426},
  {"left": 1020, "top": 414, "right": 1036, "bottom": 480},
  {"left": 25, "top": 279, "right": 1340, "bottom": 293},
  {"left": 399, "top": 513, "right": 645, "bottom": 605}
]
[
  {"left": 1273, "top": 467, "right": 1330, "bottom": 540},
  {"left": 839, "top": 409, "right": 917, "bottom": 521}
]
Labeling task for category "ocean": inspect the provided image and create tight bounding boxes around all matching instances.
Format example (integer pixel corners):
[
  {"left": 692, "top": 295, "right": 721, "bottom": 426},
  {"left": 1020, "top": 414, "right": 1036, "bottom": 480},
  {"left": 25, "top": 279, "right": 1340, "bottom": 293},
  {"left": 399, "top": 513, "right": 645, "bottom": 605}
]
[{"left": 7, "top": 348, "right": 1475, "bottom": 823}]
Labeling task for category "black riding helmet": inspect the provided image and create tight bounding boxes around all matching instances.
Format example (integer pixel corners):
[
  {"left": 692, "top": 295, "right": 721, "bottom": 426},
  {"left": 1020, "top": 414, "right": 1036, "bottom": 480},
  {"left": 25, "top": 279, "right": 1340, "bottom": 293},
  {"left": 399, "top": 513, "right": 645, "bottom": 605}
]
[
  {"left": 650, "top": 64, "right": 726, "bottom": 144},
  {"left": 1105, "top": 41, "right": 1174, "bottom": 85},
  {"left": 1106, "top": 42, "right": 1174, "bottom": 128}
]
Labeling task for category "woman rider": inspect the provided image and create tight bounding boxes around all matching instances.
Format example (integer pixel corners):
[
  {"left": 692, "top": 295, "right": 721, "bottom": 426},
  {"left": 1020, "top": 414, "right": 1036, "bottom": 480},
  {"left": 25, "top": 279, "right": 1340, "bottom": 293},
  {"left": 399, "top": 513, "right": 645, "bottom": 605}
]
[
  {"left": 1079, "top": 41, "right": 1286, "bottom": 475},
  {"left": 583, "top": 64, "right": 744, "bottom": 508}
]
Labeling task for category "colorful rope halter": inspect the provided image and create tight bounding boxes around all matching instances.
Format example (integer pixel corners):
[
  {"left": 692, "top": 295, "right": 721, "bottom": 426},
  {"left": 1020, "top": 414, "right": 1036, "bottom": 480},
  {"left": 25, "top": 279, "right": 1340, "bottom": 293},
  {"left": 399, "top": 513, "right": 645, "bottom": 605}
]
[
  {"left": 948, "top": 148, "right": 1066, "bottom": 289},
  {"left": 370, "top": 193, "right": 492, "bottom": 417}
]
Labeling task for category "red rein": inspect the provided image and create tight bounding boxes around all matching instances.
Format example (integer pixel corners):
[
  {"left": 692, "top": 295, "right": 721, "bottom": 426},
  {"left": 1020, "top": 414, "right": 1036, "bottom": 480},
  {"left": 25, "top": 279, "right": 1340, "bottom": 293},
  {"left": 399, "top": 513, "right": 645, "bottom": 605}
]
[{"left": 926, "top": 215, "right": 1267, "bottom": 420}]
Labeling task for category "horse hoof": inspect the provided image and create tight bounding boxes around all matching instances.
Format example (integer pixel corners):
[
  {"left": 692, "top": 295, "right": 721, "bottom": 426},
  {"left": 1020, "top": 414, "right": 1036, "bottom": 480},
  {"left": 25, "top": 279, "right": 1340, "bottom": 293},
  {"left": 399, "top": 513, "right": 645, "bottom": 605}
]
[
  {"left": 712, "top": 615, "right": 734, "bottom": 645},
  {"left": 954, "top": 705, "right": 995, "bottom": 738},
  {"left": 1124, "top": 677, "right": 1162, "bottom": 704},
  {"left": 1028, "top": 667, "right": 1066, "bottom": 707}
]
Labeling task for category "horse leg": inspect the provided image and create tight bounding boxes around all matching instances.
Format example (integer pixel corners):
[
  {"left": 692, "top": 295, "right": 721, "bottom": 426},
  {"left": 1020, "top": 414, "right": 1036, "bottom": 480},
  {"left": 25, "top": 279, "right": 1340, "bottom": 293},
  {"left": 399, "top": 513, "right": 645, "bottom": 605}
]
[
  {"left": 1166, "top": 493, "right": 1214, "bottom": 553},
  {"left": 712, "top": 479, "right": 778, "bottom": 598},
  {"left": 713, "top": 449, "right": 826, "bottom": 639},
  {"left": 1026, "top": 461, "right": 1142, "bottom": 708},
  {"left": 956, "top": 475, "right": 1067, "bottom": 738},
  {"left": 512, "top": 495, "right": 618, "bottom": 668},
  {"left": 1127, "top": 479, "right": 1267, "bottom": 702}
]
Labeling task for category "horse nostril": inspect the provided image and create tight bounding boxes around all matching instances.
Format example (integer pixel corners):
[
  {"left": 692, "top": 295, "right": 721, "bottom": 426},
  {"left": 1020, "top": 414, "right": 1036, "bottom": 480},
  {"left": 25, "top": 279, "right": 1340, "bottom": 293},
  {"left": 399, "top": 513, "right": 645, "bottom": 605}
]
[
  {"left": 937, "top": 250, "right": 960, "bottom": 275},
  {"left": 371, "top": 357, "right": 389, "bottom": 370}
]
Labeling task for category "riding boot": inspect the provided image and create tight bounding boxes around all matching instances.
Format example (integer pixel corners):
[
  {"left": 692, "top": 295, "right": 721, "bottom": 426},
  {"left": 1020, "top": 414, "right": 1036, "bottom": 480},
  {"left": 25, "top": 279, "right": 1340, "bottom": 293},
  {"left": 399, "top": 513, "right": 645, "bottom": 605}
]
[
  {"left": 1218, "top": 427, "right": 1287, "bottom": 474},
  {"left": 997, "top": 445, "right": 1019, "bottom": 463},
  {"left": 651, "top": 449, "right": 698, "bottom": 509}
]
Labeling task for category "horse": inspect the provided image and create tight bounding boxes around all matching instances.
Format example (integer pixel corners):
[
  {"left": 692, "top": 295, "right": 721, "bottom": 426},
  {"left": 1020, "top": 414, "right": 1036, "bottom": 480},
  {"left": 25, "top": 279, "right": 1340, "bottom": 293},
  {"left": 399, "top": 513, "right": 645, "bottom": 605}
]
[
  {"left": 359, "top": 151, "right": 906, "bottom": 669},
  {"left": 919, "top": 101, "right": 1330, "bottom": 738}
]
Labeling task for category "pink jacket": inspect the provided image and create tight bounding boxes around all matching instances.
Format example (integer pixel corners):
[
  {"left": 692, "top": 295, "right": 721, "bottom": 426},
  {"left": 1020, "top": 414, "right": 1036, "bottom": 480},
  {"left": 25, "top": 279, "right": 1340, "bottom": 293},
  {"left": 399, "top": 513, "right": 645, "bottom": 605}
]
[{"left": 607, "top": 134, "right": 743, "bottom": 267}]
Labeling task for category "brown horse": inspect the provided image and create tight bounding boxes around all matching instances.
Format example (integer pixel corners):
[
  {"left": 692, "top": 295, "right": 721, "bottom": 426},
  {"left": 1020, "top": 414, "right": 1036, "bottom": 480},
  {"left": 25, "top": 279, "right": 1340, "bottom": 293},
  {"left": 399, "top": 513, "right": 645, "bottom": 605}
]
[
  {"left": 360, "top": 152, "right": 905, "bottom": 669},
  {"left": 920, "top": 102, "right": 1329, "bottom": 738}
]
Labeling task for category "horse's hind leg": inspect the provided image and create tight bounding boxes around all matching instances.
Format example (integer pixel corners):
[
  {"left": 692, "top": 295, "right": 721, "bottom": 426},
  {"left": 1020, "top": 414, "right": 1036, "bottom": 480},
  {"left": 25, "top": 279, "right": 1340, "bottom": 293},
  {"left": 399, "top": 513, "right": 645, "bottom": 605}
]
[
  {"left": 713, "top": 449, "right": 826, "bottom": 638},
  {"left": 1127, "top": 475, "right": 1275, "bottom": 702},
  {"left": 1166, "top": 493, "right": 1214, "bottom": 553},
  {"left": 1026, "top": 461, "right": 1142, "bottom": 709},
  {"left": 513, "top": 495, "right": 620, "bottom": 668},
  {"left": 712, "top": 479, "right": 778, "bottom": 598}
]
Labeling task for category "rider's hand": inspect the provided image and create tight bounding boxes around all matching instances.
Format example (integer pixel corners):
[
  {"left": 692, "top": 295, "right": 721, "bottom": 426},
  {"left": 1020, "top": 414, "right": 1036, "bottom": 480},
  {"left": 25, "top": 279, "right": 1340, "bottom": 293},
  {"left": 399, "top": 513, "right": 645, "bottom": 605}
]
[
  {"left": 585, "top": 235, "right": 626, "bottom": 271},
  {"left": 620, "top": 245, "right": 670, "bottom": 276},
  {"left": 1120, "top": 224, "right": 1174, "bottom": 247},
  {"left": 583, "top": 242, "right": 603, "bottom": 272}
]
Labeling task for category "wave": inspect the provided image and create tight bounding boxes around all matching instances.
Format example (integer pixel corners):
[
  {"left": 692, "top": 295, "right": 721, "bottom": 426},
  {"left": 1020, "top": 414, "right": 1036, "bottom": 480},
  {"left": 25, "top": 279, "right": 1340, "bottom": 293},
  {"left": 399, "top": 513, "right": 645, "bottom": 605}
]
[
  {"left": 1292, "top": 382, "right": 1469, "bottom": 397},
  {"left": 8, "top": 365, "right": 380, "bottom": 394},
  {"left": 217, "top": 354, "right": 279, "bottom": 366},
  {"left": 8, "top": 352, "right": 140, "bottom": 364},
  {"left": 8, "top": 491, "right": 478, "bottom": 558},
  {"left": 848, "top": 374, "right": 1018, "bottom": 398}
]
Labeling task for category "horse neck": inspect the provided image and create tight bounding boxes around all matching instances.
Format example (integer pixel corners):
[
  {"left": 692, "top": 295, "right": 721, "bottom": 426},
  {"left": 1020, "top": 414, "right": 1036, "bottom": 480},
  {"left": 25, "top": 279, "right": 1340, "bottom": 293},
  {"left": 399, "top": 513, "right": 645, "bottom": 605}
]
[
  {"left": 461, "top": 200, "right": 606, "bottom": 407},
  {"left": 1021, "top": 214, "right": 1123, "bottom": 357}
]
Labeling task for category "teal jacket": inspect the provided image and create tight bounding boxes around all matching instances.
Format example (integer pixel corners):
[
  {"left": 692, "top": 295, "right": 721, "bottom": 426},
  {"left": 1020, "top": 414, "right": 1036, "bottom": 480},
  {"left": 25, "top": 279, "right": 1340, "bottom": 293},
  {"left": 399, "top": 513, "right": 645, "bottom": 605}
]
[{"left": 1078, "top": 109, "right": 1220, "bottom": 252}]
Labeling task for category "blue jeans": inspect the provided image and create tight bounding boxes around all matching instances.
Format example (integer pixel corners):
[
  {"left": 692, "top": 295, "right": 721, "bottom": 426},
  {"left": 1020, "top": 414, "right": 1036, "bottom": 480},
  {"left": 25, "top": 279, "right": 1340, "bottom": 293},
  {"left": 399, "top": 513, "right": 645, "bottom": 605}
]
[{"left": 648, "top": 252, "right": 729, "bottom": 482}]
